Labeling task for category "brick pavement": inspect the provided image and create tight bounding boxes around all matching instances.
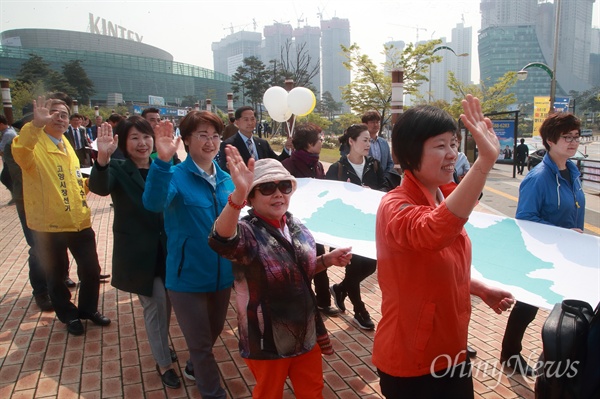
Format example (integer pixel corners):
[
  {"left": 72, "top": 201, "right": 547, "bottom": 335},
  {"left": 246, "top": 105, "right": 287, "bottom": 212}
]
[{"left": 0, "top": 163, "right": 547, "bottom": 398}]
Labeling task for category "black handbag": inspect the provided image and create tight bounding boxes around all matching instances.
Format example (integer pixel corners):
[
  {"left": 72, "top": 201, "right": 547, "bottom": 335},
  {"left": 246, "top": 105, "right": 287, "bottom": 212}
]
[{"left": 535, "top": 299, "right": 598, "bottom": 399}]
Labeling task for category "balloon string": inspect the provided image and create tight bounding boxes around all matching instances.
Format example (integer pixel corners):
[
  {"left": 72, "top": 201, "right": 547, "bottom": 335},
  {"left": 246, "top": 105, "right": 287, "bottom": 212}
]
[{"left": 289, "top": 117, "right": 296, "bottom": 138}]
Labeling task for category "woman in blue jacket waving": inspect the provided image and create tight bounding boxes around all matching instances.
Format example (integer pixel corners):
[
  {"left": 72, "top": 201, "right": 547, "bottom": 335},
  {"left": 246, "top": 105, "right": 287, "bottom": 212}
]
[{"left": 143, "top": 112, "right": 234, "bottom": 399}]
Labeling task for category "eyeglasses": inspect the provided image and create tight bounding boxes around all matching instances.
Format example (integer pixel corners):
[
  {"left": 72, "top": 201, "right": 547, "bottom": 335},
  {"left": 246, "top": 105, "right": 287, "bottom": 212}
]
[
  {"left": 255, "top": 180, "right": 293, "bottom": 196},
  {"left": 190, "top": 133, "right": 221, "bottom": 143},
  {"left": 50, "top": 110, "right": 70, "bottom": 120},
  {"left": 560, "top": 135, "right": 581, "bottom": 143}
]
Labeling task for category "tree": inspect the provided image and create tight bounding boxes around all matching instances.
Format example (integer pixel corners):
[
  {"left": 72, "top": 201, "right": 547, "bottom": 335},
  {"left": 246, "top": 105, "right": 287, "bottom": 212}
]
[
  {"left": 445, "top": 71, "right": 518, "bottom": 119},
  {"left": 271, "top": 40, "right": 320, "bottom": 94},
  {"left": 16, "top": 54, "right": 73, "bottom": 94},
  {"left": 231, "top": 56, "right": 271, "bottom": 112},
  {"left": 181, "top": 95, "right": 198, "bottom": 107},
  {"left": 317, "top": 91, "right": 343, "bottom": 120},
  {"left": 340, "top": 42, "right": 442, "bottom": 128},
  {"left": 295, "top": 112, "right": 332, "bottom": 132},
  {"left": 62, "top": 60, "right": 95, "bottom": 104}
]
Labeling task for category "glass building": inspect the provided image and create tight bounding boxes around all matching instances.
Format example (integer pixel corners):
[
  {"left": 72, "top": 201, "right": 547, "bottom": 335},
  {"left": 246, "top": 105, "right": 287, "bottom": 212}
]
[{"left": 0, "top": 29, "right": 232, "bottom": 108}]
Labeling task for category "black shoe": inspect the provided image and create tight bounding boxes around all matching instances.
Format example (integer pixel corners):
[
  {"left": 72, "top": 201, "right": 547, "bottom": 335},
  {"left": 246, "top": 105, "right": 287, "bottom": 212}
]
[
  {"left": 330, "top": 284, "right": 347, "bottom": 313},
  {"left": 99, "top": 273, "right": 111, "bottom": 280},
  {"left": 467, "top": 345, "right": 477, "bottom": 358},
  {"left": 501, "top": 353, "right": 536, "bottom": 377},
  {"left": 170, "top": 348, "right": 178, "bottom": 362},
  {"left": 66, "top": 319, "right": 85, "bottom": 335},
  {"left": 353, "top": 309, "right": 375, "bottom": 330},
  {"left": 156, "top": 364, "right": 181, "bottom": 389},
  {"left": 317, "top": 305, "right": 340, "bottom": 317},
  {"left": 65, "top": 278, "right": 76, "bottom": 288},
  {"left": 80, "top": 311, "right": 111, "bottom": 326},
  {"left": 34, "top": 294, "right": 53, "bottom": 312},
  {"left": 183, "top": 364, "right": 195, "bottom": 381}
]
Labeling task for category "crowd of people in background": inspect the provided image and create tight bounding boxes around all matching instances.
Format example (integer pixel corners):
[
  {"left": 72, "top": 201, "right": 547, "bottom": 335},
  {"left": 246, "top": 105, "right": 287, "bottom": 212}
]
[{"left": 0, "top": 92, "right": 590, "bottom": 398}]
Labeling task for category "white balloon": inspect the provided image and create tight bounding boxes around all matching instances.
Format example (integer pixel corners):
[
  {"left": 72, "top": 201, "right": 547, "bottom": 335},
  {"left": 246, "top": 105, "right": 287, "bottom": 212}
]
[
  {"left": 270, "top": 107, "right": 292, "bottom": 123},
  {"left": 263, "top": 87, "right": 288, "bottom": 115},
  {"left": 287, "top": 87, "right": 315, "bottom": 116}
]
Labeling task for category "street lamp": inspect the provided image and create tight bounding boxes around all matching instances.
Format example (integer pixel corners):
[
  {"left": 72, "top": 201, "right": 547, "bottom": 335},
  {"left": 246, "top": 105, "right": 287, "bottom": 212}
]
[
  {"left": 516, "top": 61, "right": 556, "bottom": 113},
  {"left": 428, "top": 46, "right": 469, "bottom": 103}
]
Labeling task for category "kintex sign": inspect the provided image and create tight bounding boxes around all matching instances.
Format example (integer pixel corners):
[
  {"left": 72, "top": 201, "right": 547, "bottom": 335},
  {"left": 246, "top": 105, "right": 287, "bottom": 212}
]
[{"left": 89, "top": 13, "right": 143, "bottom": 42}]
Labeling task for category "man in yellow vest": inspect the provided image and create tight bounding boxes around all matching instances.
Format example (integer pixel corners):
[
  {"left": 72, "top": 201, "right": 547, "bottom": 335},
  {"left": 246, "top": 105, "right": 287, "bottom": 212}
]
[{"left": 12, "top": 96, "right": 110, "bottom": 336}]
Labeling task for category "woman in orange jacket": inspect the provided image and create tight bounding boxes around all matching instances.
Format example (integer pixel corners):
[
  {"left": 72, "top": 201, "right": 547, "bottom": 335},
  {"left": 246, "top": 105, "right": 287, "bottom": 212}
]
[{"left": 374, "top": 95, "right": 515, "bottom": 398}]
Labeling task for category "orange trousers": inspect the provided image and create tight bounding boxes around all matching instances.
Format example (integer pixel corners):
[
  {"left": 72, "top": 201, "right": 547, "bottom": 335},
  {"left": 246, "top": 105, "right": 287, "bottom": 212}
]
[{"left": 244, "top": 345, "right": 324, "bottom": 399}]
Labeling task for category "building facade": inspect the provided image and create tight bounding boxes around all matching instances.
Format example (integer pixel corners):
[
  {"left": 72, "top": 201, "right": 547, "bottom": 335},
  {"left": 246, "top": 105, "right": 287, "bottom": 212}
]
[
  {"left": 1, "top": 28, "right": 232, "bottom": 108},
  {"left": 320, "top": 17, "right": 351, "bottom": 112},
  {"left": 478, "top": 0, "right": 596, "bottom": 106},
  {"left": 211, "top": 30, "right": 262, "bottom": 77}
]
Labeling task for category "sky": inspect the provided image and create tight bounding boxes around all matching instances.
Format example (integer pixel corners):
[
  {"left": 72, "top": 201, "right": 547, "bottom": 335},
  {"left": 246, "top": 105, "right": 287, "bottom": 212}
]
[{"left": 1, "top": 0, "right": 599, "bottom": 84}]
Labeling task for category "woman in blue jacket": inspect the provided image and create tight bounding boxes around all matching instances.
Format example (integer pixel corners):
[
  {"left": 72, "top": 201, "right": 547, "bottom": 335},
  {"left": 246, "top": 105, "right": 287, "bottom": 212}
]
[
  {"left": 501, "top": 112, "right": 585, "bottom": 377},
  {"left": 143, "top": 112, "right": 234, "bottom": 399}
]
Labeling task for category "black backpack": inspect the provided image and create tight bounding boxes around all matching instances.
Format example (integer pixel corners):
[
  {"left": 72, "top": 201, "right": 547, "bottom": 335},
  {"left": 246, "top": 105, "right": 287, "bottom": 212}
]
[{"left": 535, "top": 300, "right": 600, "bottom": 399}]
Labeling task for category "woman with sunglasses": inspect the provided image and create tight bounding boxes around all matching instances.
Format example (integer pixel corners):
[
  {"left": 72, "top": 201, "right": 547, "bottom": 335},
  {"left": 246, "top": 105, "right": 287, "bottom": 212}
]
[
  {"left": 499, "top": 112, "right": 586, "bottom": 377},
  {"left": 325, "top": 123, "right": 385, "bottom": 330},
  {"left": 209, "top": 147, "right": 352, "bottom": 399},
  {"left": 143, "top": 111, "right": 233, "bottom": 399}
]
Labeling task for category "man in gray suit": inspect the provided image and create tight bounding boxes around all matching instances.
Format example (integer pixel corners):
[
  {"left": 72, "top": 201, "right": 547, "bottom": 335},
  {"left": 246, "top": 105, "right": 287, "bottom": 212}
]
[{"left": 362, "top": 110, "right": 394, "bottom": 174}]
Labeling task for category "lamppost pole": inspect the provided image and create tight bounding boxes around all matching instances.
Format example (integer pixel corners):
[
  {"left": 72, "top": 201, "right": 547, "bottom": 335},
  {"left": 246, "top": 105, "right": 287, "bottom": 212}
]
[
  {"left": 428, "top": 46, "right": 468, "bottom": 103},
  {"left": 550, "top": 0, "right": 561, "bottom": 112}
]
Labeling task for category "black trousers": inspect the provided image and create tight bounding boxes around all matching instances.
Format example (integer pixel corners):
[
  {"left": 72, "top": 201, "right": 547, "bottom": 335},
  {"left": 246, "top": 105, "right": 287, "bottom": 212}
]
[
  {"left": 501, "top": 301, "right": 538, "bottom": 356},
  {"left": 313, "top": 244, "right": 332, "bottom": 308},
  {"left": 32, "top": 228, "right": 101, "bottom": 323},
  {"left": 16, "top": 201, "right": 47, "bottom": 297},
  {"left": 0, "top": 165, "right": 12, "bottom": 193},
  {"left": 379, "top": 360, "right": 474, "bottom": 399},
  {"left": 337, "top": 254, "right": 377, "bottom": 312}
]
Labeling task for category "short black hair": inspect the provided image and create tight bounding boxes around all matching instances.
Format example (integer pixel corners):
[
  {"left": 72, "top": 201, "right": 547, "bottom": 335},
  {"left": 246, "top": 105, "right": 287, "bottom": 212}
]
[
  {"left": 361, "top": 110, "right": 381, "bottom": 123},
  {"left": 391, "top": 105, "right": 457, "bottom": 172},
  {"left": 141, "top": 107, "right": 160, "bottom": 117},
  {"left": 107, "top": 114, "right": 124, "bottom": 124},
  {"left": 235, "top": 106, "right": 254, "bottom": 120},
  {"left": 0, "top": 115, "right": 7, "bottom": 125},
  {"left": 116, "top": 116, "right": 154, "bottom": 158},
  {"left": 539, "top": 113, "right": 581, "bottom": 151}
]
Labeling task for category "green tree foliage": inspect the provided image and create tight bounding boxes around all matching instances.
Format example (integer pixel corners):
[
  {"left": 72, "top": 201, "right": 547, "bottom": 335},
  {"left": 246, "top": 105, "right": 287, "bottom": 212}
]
[
  {"left": 295, "top": 112, "right": 332, "bottom": 132},
  {"left": 231, "top": 56, "right": 271, "bottom": 112},
  {"left": 16, "top": 54, "right": 73, "bottom": 94},
  {"left": 445, "top": 71, "right": 518, "bottom": 119},
  {"left": 8, "top": 80, "right": 46, "bottom": 119},
  {"left": 181, "top": 95, "right": 198, "bottom": 107},
  {"left": 340, "top": 42, "right": 442, "bottom": 128},
  {"left": 62, "top": 60, "right": 95, "bottom": 104},
  {"left": 316, "top": 91, "right": 343, "bottom": 120}
]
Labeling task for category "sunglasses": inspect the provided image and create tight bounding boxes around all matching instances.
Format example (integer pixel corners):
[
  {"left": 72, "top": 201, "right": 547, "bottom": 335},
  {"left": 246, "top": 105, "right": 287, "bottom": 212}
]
[{"left": 255, "top": 180, "right": 293, "bottom": 196}]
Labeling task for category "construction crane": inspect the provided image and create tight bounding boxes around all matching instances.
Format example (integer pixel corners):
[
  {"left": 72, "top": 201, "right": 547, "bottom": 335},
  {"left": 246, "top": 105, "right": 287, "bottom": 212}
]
[
  {"left": 297, "top": 13, "right": 304, "bottom": 28},
  {"left": 391, "top": 24, "right": 427, "bottom": 43},
  {"left": 223, "top": 23, "right": 249, "bottom": 34}
]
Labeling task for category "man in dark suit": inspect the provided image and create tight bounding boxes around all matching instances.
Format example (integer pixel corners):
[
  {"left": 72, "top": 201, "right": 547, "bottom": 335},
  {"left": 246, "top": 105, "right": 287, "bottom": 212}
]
[
  {"left": 217, "top": 106, "right": 291, "bottom": 172},
  {"left": 64, "top": 114, "right": 90, "bottom": 167},
  {"left": 89, "top": 115, "right": 102, "bottom": 141}
]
